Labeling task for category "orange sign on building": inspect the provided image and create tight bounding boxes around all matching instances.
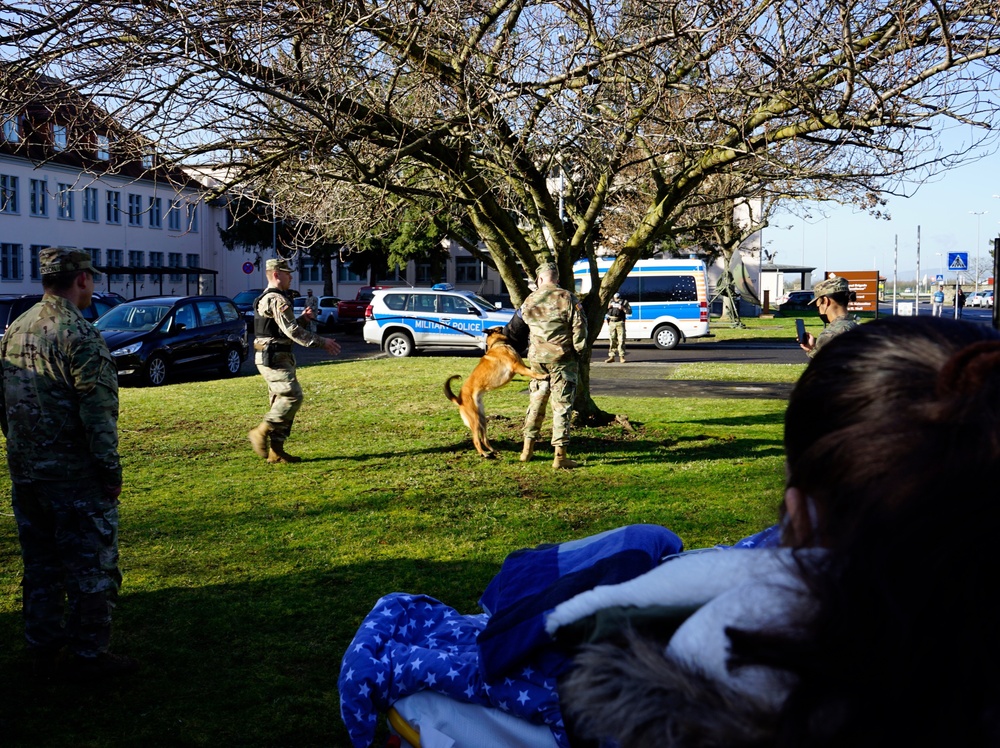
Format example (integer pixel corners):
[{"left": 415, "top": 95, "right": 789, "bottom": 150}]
[{"left": 826, "top": 271, "right": 880, "bottom": 315}]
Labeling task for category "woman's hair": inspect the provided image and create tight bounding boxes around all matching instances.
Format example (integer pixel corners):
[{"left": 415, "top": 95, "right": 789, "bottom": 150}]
[{"left": 737, "top": 316, "right": 1000, "bottom": 746}]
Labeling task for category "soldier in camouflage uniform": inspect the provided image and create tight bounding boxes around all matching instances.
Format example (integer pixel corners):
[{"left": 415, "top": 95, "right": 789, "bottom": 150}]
[
  {"left": 520, "top": 263, "right": 588, "bottom": 469},
  {"left": 0, "top": 247, "right": 135, "bottom": 676},
  {"left": 799, "top": 276, "right": 860, "bottom": 358},
  {"left": 248, "top": 258, "right": 341, "bottom": 463}
]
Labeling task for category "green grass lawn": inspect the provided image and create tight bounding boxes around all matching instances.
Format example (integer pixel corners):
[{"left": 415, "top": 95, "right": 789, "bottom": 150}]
[{"left": 0, "top": 354, "right": 792, "bottom": 747}]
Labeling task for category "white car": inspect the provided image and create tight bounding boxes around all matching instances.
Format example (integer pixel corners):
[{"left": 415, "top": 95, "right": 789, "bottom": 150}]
[
  {"left": 363, "top": 284, "right": 516, "bottom": 357},
  {"left": 967, "top": 290, "right": 994, "bottom": 308},
  {"left": 293, "top": 295, "right": 341, "bottom": 329}
]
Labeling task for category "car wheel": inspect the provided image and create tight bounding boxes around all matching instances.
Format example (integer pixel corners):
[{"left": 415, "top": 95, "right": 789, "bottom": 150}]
[
  {"left": 652, "top": 324, "right": 681, "bottom": 350},
  {"left": 145, "top": 354, "right": 168, "bottom": 386},
  {"left": 384, "top": 331, "right": 414, "bottom": 357},
  {"left": 221, "top": 347, "right": 243, "bottom": 376}
]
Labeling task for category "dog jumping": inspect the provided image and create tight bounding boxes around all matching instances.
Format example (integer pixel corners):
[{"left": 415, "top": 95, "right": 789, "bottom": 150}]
[{"left": 444, "top": 328, "right": 548, "bottom": 458}]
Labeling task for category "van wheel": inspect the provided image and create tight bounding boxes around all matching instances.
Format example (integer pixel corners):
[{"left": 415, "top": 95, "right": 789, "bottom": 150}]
[
  {"left": 653, "top": 324, "right": 681, "bottom": 350},
  {"left": 384, "top": 331, "right": 414, "bottom": 357}
]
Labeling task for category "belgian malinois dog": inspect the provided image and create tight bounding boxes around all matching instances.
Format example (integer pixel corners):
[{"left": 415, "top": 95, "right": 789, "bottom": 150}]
[{"left": 444, "top": 329, "right": 548, "bottom": 458}]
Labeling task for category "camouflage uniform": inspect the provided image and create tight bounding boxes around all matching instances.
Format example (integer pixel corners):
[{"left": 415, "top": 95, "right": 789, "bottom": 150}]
[
  {"left": 810, "top": 315, "right": 859, "bottom": 358},
  {"left": 0, "top": 272, "right": 122, "bottom": 658},
  {"left": 605, "top": 295, "right": 632, "bottom": 362},
  {"left": 253, "top": 286, "right": 327, "bottom": 443},
  {"left": 521, "top": 282, "right": 588, "bottom": 446}
]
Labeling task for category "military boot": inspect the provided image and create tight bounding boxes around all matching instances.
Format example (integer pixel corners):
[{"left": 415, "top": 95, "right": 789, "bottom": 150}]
[
  {"left": 605, "top": 355, "right": 614, "bottom": 363},
  {"left": 619, "top": 356, "right": 626, "bottom": 363},
  {"left": 267, "top": 440, "right": 302, "bottom": 464},
  {"left": 248, "top": 422, "right": 273, "bottom": 458},
  {"left": 519, "top": 438, "right": 536, "bottom": 462},
  {"left": 553, "top": 446, "right": 578, "bottom": 469}
]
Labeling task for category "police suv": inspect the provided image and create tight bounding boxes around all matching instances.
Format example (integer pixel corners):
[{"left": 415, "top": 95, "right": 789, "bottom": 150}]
[{"left": 363, "top": 284, "right": 516, "bottom": 357}]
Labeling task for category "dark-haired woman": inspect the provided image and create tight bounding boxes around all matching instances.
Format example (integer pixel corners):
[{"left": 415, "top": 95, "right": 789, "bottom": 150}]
[{"left": 562, "top": 315, "right": 1000, "bottom": 748}]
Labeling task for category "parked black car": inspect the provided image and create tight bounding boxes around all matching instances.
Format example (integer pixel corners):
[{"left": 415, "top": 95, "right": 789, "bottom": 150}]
[
  {"left": 0, "top": 292, "right": 123, "bottom": 336},
  {"left": 94, "top": 295, "right": 248, "bottom": 386}
]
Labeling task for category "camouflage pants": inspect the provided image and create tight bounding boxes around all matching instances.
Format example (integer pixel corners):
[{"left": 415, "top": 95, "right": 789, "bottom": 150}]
[
  {"left": 255, "top": 351, "right": 303, "bottom": 441},
  {"left": 608, "top": 321, "right": 626, "bottom": 359},
  {"left": 11, "top": 480, "right": 121, "bottom": 657},
  {"left": 524, "top": 360, "right": 578, "bottom": 446}
]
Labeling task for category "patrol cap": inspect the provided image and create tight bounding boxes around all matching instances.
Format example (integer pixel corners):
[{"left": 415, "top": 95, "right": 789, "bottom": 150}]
[
  {"left": 613, "top": 292, "right": 621, "bottom": 299},
  {"left": 39, "top": 247, "right": 93, "bottom": 276},
  {"left": 266, "top": 258, "right": 293, "bottom": 273},
  {"left": 536, "top": 262, "right": 558, "bottom": 275},
  {"left": 810, "top": 276, "right": 849, "bottom": 302}
]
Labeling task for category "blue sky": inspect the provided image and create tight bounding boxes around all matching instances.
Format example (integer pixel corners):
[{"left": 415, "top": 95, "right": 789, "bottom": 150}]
[{"left": 763, "top": 143, "right": 1000, "bottom": 284}]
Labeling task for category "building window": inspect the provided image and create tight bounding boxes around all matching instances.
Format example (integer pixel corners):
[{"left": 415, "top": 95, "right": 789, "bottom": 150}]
[
  {"left": 416, "top": 261, "right": 444, "bottom": 284},
  {"left": 29, "top": 245, "right": 44, "bottom": 281},
  {"left": 128, "top": 193, "right": 142, "bottom": 227},
  {"left": 82, "top": 187, "right": 98, "bottom": 222},
  {"left": 1, "top": 243, "right": 23, "bottom": 281},
  {"left": 2, "top": 114, "right": 20, "bottom": 143},
  {"left": 168, "top": 252, "right": 183, "bottom": 282},
  {"left": 167, "top": 200, "right": 181, "bottom": 231},
  {"left": 142, "top": 149, "right": 154, "bottom": 170},
  {"left": 128, "top": 250, "right": 144, "bottom": 281},
  {"left": 149, "top": 250, "right": 163, "bottom": 282},
  {"left": 186, "top": 203, "right": 199, "bottom": 232},
  {"left": 337, "top": 263, "right": 365, "bottom": 283},
  {"left": 96, "top": 133, "right": 110, "bottom": 161},
  {"left": 107, "top": 248, "right": 123, "bottom": 282},
  {"left": 106, "top": 190, "right": 121, "bottom": 224},
  {"left": 0, "top": 174, "right": 18, "bottom": 214},
  {"left": 57, "top": 183, "right": 74, "bottom": 219},
  {"left": 300, "top": 254, "right": 322, "bottom": 283},
  {"left": 85, "top": 247, "right": 102, "bottom": 280},
  {"left": 149, "top": 196, "right": 162, "bottom": 229},
  {"left": 52, "top": 124, "right": 68, "bottom": 151},
  {"left": 186, "top": 253, "right": 199, "bottom": 269},
  {"left": 29, "top": 179, "right": 47, "bottom": 217},
  {"left": 455, "top": 256, "right": 481, "bottom": 283}
]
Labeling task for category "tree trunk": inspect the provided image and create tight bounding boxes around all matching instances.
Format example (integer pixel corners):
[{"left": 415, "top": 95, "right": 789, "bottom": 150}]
[{"left": 573, "top": 338, "right": 615, "bottom": 426}]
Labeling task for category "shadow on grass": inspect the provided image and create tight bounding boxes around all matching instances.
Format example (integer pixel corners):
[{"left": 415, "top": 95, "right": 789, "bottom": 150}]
[{"left": 0, "top": 560, "right": 499, "bottom": 748}]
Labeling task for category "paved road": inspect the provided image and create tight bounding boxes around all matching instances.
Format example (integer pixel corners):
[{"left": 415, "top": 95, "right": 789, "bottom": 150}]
[{"left": 237, "top": 305, "right": 999, "bottom": 400}]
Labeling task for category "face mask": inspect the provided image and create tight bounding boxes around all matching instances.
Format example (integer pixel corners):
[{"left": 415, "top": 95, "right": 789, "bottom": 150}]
[{"left": 819, "top": 312, "right": 829, "bottom": 324}]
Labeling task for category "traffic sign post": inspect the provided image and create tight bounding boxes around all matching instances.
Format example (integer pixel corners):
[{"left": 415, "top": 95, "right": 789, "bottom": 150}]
[{"left": 948, "top": 252, "right": 969, "bottom": 272}]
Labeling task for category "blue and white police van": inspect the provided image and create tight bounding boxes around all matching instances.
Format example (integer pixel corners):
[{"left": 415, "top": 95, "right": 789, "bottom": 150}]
[
  {"left": 573, "top": 258, "right": 711, "bottom": 349},
  {"left": 363, "top": 283, "right": 516, "bottom": 357}
]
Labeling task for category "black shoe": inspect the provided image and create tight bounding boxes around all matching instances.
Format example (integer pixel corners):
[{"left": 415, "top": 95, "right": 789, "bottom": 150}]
[
  {"left": 25, "top": 646, "right": 64, "bottom": 680},
  {"left": 67, "top": 652, "right": 139, "bottom": 678}
]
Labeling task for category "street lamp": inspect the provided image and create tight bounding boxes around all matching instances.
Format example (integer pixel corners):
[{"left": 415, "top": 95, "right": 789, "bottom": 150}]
[{"left": 970, "top": 210, "right": 988, "bottom": 293}]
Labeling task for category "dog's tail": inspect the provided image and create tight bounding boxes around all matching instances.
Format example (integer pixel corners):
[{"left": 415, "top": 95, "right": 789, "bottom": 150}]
[{"left": 444, "top": 375, "right": 462, "bottom": 404}]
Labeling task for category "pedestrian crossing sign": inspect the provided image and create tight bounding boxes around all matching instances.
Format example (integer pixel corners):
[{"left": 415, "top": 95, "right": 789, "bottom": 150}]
[{"left": 948, "top": 252, "right": 969, "bottom": 271}]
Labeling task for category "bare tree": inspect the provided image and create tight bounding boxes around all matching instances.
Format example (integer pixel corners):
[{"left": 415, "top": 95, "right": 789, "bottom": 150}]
[{"left": 3, "top": 0, "right": 1000, "bottom": 417}]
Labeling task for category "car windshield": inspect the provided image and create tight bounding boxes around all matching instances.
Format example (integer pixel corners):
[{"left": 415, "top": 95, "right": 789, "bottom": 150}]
[
  {"left": 95, "top": 304, "right": 173, "bottom": 332},
  {"left": 466, "top": 293, "right": 498, "bottom": 311}
]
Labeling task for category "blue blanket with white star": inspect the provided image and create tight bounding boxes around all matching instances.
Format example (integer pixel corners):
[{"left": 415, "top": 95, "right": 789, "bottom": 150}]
[{"left": 338, "top": 524, "right": 683, "bottom": 748}]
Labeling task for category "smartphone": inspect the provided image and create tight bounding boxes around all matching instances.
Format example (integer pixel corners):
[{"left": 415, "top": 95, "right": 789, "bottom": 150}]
[{"left": 795, "top": 318, "right": 807, "bottom": 344}]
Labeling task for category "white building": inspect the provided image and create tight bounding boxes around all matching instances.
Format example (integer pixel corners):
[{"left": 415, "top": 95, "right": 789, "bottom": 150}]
[{"left": 1, "top": 76, "right": 218, "bottom": 298}]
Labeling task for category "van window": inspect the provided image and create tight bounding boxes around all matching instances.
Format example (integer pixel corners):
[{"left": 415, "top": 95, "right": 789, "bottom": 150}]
[{"left": 640, "top": 275, "right": 696, "bottom": 302}]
